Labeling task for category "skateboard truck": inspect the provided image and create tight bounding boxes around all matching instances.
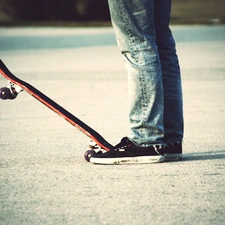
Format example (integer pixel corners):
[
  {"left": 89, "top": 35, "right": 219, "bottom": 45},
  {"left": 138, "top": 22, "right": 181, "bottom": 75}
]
[
  {"left": 0, "top": 81, "right": 23, "bottom": 100},
  {"left": 84, "top": 140, "right": 107, "bottom": 162}
]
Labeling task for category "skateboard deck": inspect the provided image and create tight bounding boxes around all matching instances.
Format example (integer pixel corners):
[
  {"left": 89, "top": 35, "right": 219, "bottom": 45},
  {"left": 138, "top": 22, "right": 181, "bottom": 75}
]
[{"left": 0, "top": 59, "right": 113, "bottom": 161}]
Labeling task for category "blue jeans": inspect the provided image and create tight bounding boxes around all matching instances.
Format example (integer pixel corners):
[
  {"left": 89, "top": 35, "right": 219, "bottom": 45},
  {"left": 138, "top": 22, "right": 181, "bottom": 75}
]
[{"left": 108, "top": 0, "right": 184, "bottom": 146}]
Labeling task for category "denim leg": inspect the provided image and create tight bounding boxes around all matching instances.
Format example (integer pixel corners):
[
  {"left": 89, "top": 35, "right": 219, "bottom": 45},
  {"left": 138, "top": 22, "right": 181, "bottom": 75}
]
[
  {"left": 108, "top": 0, "right": 164, "bottom": 146},
  {"left": 154, "top": 0, "right": 184, "bottom": 143}
]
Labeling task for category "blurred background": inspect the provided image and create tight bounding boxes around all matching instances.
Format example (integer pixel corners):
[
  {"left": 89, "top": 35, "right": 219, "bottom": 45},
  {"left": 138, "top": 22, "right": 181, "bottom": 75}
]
[{"left": 0, "top": 0, "right": 224, "bottom": 25}]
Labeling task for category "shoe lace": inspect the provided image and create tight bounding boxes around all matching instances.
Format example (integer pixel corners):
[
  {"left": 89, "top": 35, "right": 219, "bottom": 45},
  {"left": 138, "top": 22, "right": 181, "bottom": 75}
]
[
  {"left": 153, "top": 145, "right": 164, "bottom": 155},
  {"left": 112, "top": 137, "right": 130, "bottom": 152}
]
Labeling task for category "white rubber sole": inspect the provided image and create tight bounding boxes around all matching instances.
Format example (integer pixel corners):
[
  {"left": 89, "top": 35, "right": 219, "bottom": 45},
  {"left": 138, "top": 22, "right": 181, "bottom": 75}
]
[{"left": 90, "top": 155, "right": 164, "bottom": 165}]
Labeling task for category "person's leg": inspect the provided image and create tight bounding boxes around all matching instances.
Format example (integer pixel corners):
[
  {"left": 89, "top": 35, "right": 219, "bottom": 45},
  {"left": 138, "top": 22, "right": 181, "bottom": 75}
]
[
  {"left": 154, "top": 0, "right": 184, "bottom": 159},
  {"left": 108, "top": 0, "right": 164, "bottom": 147},
  {"left": 90, "top": 0, "right": 183, "bottom": 164}
]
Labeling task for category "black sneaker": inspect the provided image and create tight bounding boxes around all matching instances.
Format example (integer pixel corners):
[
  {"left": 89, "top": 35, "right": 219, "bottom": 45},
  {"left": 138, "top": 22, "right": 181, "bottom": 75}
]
[
  {"left": 164, "top": 142, "right": 182, "bottom": 161},
  {"left": 90, "top": 137, "right": 164, "bottom": 165}
]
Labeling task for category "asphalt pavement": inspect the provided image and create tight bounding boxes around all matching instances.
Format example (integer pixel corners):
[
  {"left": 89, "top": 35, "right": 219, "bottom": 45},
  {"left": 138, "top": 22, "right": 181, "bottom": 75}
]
[{"left": 0, "top": 25, "right": 225, "bottom": 225}]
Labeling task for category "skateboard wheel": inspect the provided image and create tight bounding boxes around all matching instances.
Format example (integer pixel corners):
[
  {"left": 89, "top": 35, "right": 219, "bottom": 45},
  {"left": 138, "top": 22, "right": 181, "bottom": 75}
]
[
  {"left": 84, "top": 150, "right": 96, "bottom": 162},
  {"left": 0, "top": 87, "right": 11, "bottom": 100}
]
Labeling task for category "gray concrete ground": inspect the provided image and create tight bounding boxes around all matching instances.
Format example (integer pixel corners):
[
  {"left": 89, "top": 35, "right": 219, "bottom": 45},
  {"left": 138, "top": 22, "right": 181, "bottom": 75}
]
[{"left": 0, "top": 25, "right": 225, "bottom": 225}]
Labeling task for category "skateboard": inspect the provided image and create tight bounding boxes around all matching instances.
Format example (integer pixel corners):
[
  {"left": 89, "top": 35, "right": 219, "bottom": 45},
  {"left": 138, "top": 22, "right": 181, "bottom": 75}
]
[{"left": 0, "top": 59, "right": 113, "bottom": 161}]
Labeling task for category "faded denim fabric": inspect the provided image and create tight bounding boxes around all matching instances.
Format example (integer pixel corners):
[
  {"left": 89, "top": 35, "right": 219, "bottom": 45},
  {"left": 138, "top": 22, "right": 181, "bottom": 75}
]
[{"left": 108, "top": 0, "right": 183, "bottom": 146}]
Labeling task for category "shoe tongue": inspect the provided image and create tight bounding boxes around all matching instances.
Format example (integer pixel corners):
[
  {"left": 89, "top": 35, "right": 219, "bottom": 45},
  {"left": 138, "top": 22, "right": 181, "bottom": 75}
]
[{"left": 114, "top": 137, "right": 129, "bottom": 149}]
